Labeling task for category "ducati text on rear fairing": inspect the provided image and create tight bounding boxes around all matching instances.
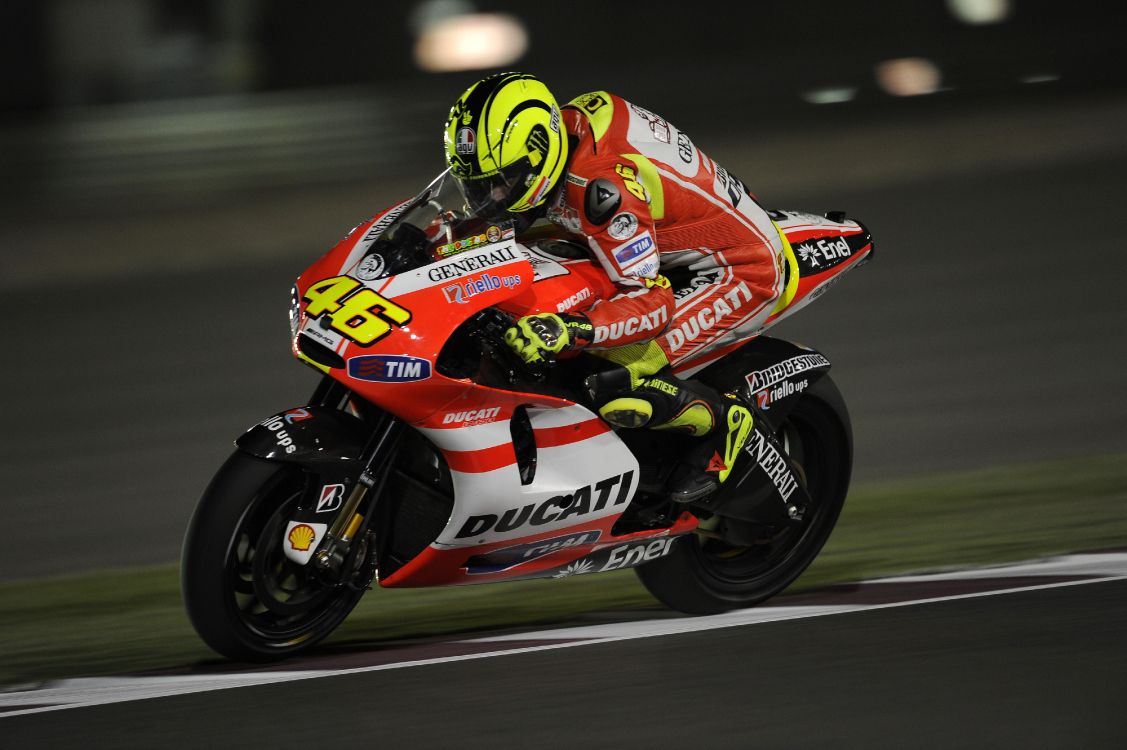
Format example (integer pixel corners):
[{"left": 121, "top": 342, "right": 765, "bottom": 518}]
[{"left": 181, "top": 171, "right": 874, "bottom": 661}]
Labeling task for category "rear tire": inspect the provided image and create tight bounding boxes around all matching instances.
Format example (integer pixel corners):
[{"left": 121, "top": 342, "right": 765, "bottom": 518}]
[
  {"left": 635, "top": 376, "right": 852, "bottom": 614},
  {"left": 181, "top": 451, "right": 368, "bottom": 661}
]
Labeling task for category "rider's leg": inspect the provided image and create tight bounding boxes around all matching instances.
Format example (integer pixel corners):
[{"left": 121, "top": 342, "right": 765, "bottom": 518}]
[
  {"left": 584, "top": 341, "right": 754, "bottom": 503},
  {"left": 658, "top": 250, "right": 785, "bottom": 371}
]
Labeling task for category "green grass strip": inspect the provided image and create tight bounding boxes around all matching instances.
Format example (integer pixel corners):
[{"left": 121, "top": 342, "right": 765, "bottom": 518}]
[{"left": 2, "top": 453, "right": 1125, "bottom": 687}]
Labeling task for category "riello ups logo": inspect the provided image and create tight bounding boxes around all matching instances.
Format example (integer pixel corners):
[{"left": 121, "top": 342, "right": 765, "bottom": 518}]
[{"left": 455, "top": 471, "right": 635, "bottom": 538}]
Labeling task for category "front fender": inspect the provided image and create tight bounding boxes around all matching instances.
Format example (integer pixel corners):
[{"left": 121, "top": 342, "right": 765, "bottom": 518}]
[{"left": 235, "top": 406, "right": 367, "bottom": 466}]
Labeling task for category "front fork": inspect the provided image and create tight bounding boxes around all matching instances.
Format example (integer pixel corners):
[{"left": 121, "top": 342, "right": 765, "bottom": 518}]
[
  {"left": 305, "top": 376, "right": 404, "bottom": 587},
  {"left": 311, "top": 411, "right": 403, "bottom": 582}
]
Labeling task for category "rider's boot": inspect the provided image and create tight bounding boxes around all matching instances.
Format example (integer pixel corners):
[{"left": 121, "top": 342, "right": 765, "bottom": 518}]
[
  {"left": 660, "top": 394, "right": 754, "bottom": 503},
  {"left": 582, "top": 343, "right": 755, "bottom": 504}
]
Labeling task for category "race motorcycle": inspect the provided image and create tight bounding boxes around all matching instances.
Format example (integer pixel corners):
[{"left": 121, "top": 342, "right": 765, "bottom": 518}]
[{"left": 181, "top": 170, "right": 874, "bottom": 661}]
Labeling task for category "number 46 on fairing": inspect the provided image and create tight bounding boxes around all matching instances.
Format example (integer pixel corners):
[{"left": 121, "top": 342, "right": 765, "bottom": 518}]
[{"left": 302, "top": 276, "right": 412, "bottom": 346}]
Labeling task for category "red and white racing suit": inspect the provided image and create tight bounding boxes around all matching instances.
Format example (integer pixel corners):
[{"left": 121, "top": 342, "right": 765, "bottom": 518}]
[{"left": 545, "top": 91, "right": 786, "bottom": 371}]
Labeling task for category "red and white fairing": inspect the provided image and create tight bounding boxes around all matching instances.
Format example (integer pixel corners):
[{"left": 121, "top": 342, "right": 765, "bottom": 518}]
[
  {"left": 288, "top": 178, "right": 871, "bottom": 586},
  {"left": 292, "top": 205, "right": 694, "bottom": 587}
]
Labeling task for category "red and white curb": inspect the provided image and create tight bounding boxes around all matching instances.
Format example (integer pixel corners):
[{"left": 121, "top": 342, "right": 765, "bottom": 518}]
[{"left": 3, "top": 551, "right": 1125, "bottom": 718}]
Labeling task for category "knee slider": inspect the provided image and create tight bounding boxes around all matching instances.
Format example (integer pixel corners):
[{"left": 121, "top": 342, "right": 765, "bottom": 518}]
[{"left": 599, "top": 397, "right": 654, "bottom": 429}]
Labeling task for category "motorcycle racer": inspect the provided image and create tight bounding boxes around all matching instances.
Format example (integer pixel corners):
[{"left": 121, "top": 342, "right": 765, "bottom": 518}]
[{"left": 444, "top": 72, "right": 787, "bottom": 502}]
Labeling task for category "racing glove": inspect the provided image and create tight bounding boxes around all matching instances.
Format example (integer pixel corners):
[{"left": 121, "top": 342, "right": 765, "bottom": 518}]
[{"left": 504, "top": 313, "right": 594, "bottom": 365}]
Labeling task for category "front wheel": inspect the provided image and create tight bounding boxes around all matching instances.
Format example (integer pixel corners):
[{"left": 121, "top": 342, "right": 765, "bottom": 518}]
[
  {"left": 635, "top": 375, "right": 852, "bottom": 614},
  {"left": 181, "top": 451, "right": 368, "bottom": 661}
]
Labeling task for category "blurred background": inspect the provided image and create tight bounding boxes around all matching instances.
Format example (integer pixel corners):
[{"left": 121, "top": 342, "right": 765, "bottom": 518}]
[{"left": 2, "top": 0, "right": 1126, "bottom": 580}]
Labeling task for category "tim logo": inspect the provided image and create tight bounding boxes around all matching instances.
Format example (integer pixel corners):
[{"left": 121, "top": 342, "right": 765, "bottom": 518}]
[
  {"left": 348, "top": 355, "right": 431, "bottom": 383},
  {"left": 316, "top": 483, "right": 345, "bottom": 513},
  {"left": 614, "top": 233, "right": 653, "bottom": 264},
  {"left": 464, "top": 530, "right": 601, "bottom": 575}
]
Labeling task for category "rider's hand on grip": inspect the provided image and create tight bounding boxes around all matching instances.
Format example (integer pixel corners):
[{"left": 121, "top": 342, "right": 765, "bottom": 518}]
[{"left": 503, "top": 312, "right": 593, "bottom": 367}]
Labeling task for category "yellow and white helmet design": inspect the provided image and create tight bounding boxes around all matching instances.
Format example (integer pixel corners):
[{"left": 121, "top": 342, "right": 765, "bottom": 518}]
[{"left": 444, "top": 72, "right": 568, "bottom": 220}]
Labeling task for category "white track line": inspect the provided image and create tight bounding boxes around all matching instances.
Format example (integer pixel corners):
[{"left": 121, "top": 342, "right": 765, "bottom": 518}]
[
  {"left": 3, "top": 552, "right": 1126, "bottom": 719},
  {"left": 873, "top": 551, "right": 1127, "bottom": 582}
]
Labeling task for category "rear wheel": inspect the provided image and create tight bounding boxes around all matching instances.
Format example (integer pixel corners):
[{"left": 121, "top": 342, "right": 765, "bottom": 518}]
[
  {"left": 181, "top": 452, "right": 368, "bottom": 661},
  {"left": 635, "top": 376, "right": 852, "bottom": 614}
]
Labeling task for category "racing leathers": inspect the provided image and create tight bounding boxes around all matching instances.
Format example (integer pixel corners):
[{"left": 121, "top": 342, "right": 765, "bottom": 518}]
[
  {"left": 514, "top": 91, "right": 786, "bottom": 502},
  {"left": 547, "top": 91, "right": 786, "bottom": 364}
]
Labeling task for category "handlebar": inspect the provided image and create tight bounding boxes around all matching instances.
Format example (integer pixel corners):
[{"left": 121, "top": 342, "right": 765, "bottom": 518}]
[{"left": 470, "top": 308, "right": 553, "bottom": 383}]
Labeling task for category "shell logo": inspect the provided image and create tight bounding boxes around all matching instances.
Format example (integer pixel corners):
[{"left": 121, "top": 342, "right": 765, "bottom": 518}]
[{"left": 288, "top": 524, "right": 317, "bottom": 551}]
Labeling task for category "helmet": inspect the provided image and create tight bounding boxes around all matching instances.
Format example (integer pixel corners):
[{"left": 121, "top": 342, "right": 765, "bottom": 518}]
[{"left": 444, "top": 72, "right": 568, "bottom": 222}]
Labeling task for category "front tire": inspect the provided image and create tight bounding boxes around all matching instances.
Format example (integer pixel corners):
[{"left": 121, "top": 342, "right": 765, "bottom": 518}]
[
  {"left": 635, "top": 376, "right": 852, "bottom": 614},
  {"left": 181, "top": 451, "right": 368, "bottom": 661}
]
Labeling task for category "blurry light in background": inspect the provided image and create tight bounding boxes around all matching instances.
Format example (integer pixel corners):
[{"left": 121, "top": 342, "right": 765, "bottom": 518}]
[
  {"left": 412, "top": 0, "right": 528, "bottom": 73},
  {"left": 946, "top": 0, "right": 1012, "bottom": 25},
  {"left": 875, "top": 58, "right": 943, "bottom": 97},
  {"left": 802, "top": 87, "right": 858, "bottom": 105},
  {"left": 1020, "top": 73, "right": 1061, "bottom": 84}
]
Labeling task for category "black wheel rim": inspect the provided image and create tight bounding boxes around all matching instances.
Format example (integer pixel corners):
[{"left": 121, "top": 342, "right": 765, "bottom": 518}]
[
  {"left": 692, "top": 401, "right": 846, "bottom": 590},
  {"left": 222, "top": 468, "right": 355, "bottom": 648}
]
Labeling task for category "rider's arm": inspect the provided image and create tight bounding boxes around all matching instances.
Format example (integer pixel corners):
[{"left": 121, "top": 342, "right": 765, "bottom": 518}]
[{"left": 569, "top": 154, "right": 675, "bottom": 348}]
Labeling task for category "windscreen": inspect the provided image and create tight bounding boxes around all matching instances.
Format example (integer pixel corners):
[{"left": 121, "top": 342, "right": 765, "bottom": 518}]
[{"left": 360, "top": 170, "right": 512, "bottom": 278}]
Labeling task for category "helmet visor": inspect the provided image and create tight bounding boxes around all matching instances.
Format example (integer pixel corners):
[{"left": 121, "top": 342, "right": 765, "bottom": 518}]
[{"left": 459, "top": 158, "right": 532, "bottom": 223}]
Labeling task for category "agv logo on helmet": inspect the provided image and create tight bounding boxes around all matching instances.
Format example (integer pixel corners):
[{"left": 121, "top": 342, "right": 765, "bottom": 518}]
[{"left": 456, "top": 127, "right": 475, "bottom": 155}]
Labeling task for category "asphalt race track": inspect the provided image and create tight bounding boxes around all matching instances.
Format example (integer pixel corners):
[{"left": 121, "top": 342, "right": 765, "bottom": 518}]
[
  {"left": 5, "top": 555, "right": 1126, "bottom": 747},
  {"left": 2, "top": 95, "right": 1127, "bottom": 746}
]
